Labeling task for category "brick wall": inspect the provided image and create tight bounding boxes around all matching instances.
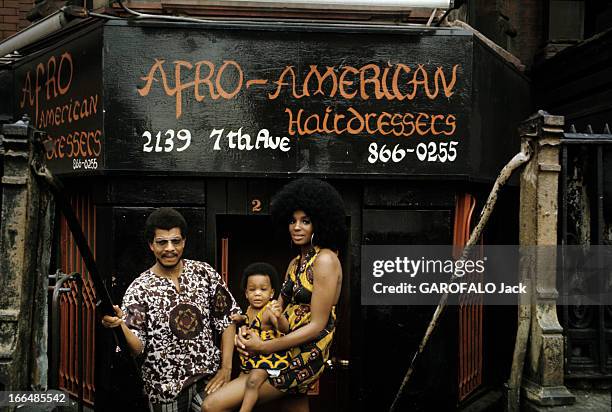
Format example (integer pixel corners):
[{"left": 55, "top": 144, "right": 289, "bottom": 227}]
[{"left": 0, "top": 0, "right": 33, "bottom": 41}]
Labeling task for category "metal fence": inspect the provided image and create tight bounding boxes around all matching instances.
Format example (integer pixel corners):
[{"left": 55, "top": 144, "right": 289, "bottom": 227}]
[
  {"left": 51, "top": 193, "right": 97, "bottom": 405},
  {"left": 560, "top": 123, "right": 612, "bottom": 379}
]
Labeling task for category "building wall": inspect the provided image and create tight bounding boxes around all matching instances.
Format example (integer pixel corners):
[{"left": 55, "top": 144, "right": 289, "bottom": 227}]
[
  {"left": 0, "top": 0, "right": 33, "bottom": 40},
  {"left": 453, "top": 0, "right": 546, "bottom": 70}
]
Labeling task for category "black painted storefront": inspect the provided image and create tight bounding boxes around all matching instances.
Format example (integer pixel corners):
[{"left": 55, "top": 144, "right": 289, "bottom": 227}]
[{"left": 6, "top": 18, "right": 531, "bottom": 411}]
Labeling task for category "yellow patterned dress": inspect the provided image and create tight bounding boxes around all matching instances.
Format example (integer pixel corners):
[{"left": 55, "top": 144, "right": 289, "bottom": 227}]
[
  {"left": 240, "top": 303, "right": 290, "bottom": 375},
  {"left": 269, "top": 246, "right": 337, "bottom": 394}
]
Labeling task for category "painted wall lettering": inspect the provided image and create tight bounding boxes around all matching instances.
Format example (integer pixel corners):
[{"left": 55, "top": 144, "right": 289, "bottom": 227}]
[
  {"left": 137, "top": 59, "right": 244, "bottom": 119},
  {"left": 136, "top": 58, "right": 460, "bottom": 167},
  {"left": 267, "top": 63, "right": 457, "bottom": 101},
  {"left": 284, "top": 108, "right": 456, "bottom": 137},
  {"left": 142, "top": 129, "right": 192, "bottom": 152},
  {"left": 367, "top": 141, "right": 458, "bottom": 164},
  {"left": 209, "top": 128, "right": 291, "bottom": 152},
  {"left": 16, "top": 32, "right": 104, "bottom": 174},
  {"left": 35, "top": 95, "right": 99, "bottom": 129},
  {"left": 45, "top": 129, "right": 102, "bottom": 160},
  {"left": 136, "top": 59, "right": 459, "bottom": 136},
  {"left": 94, "top": 27, "right": 484, "bottom": 176},
  {"left": 19, "top": 52, "right": 74, "bottom": 123},
  {"left": 251, "top": 199, "right": 262, "bottom": 213}
]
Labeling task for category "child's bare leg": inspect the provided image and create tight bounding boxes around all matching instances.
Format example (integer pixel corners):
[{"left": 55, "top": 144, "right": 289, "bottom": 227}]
[{"left": 240, "top": 369, "right": 268, "bottom": 412}]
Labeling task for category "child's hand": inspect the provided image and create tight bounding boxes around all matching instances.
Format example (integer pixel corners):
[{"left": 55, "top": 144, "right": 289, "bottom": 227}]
[
  {"left": 268, "top": 300, "right": 283, "bottom": 319},
  {"left": 230, "top": 313, "right": 247, "bottom": 326}
]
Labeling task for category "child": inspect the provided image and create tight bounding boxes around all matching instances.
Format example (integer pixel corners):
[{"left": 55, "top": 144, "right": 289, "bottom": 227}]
[{"left": 231, "top": 262, "right": 289, "bottom": 412}]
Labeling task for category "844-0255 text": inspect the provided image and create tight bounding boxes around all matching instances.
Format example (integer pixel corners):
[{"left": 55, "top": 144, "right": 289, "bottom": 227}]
[
  {"left": 368, "top": 141, "right": 458, "bottom": 164},
  {"left": 72, "top": 158, "right": 98, "bottom": 170}
]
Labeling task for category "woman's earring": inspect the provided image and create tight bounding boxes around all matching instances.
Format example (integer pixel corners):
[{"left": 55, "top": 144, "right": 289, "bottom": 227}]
[{"left": 310, "top": 233, "right": 315, "bottom": 247}]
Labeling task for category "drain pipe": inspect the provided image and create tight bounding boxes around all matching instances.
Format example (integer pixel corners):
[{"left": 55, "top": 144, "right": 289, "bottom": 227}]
[{"left": 0, "top": 6, "right": 86, "bottom": 59}]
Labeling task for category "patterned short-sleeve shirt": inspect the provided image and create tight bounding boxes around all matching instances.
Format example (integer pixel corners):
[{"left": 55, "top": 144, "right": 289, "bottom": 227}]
[{"left": 121, "top": 259, "right": 240, "bottom": 403}]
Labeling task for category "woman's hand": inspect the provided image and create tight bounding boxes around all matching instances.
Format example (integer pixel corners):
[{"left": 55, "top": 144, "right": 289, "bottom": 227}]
[{"left": 234, "top": 327, "right": 266, "bottom": 356}]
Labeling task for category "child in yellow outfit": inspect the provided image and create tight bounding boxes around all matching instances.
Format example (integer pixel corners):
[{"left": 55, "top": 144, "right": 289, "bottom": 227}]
[{"left": 231, "top": 262, "right": 289, "bottom": 412}]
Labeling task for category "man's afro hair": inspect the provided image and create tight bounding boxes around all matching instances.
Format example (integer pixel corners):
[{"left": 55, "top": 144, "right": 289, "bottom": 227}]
[
  {"left": 144, "top": 207, "right": 187, "bottom": 243},
  {"left": 270, "top": 178, "right": 347, "bottom": 250}
]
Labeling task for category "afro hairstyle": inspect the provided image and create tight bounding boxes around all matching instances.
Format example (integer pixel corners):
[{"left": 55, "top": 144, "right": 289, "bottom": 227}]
[
  {"left": 270, "top": 178, "right": 347, "bottom": 250},
  {"left": 144, "top": 207, "right": 188, "bottom": 243},
  {"left": 241, "top": 262, "right": 281, "bottom": 295}
]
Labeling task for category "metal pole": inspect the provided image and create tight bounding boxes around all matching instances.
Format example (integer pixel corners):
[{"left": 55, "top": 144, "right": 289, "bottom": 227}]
[
  {"left": 50, "top": 273, "right": 75, "bottom": 390},
  {"left": 75, "top": 273, "right": 84, "bottom": 412}
]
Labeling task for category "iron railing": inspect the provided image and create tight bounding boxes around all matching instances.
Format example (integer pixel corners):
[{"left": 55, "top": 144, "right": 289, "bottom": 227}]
[{"left": 560, "top": 123, "right": 612, "bottom": 378}]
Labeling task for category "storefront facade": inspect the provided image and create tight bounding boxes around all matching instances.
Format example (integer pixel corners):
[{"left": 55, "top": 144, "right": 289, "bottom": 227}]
[{"left": 6, "top": 17, "right": 531, "bottom": 410}]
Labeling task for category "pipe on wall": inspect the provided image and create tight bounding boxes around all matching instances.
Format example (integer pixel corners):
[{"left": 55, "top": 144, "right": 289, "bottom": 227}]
[
  {"left": 0, "top": 9, "right": 67, "bottom": 59},
  {"left": 175, "top": 0, "right": 454, "bottom": 11}
]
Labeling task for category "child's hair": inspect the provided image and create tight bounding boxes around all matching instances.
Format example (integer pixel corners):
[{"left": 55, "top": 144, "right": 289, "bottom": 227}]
[{"left": 241, "top": 262, "right": 280, "bottom": 296}]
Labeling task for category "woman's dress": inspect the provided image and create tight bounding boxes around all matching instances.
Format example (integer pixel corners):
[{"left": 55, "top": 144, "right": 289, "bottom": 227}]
[{"left": 270, "top": 247, "right": 337, "bottom": 393}]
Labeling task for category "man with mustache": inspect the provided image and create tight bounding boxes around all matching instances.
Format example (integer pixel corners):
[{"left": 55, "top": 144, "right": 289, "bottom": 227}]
[{"left": 102, "top": 207, "right": 240, "bottom": 411}]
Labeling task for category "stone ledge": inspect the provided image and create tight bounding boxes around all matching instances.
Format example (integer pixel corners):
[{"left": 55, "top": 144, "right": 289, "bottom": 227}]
[
  {"left": 522, "top": 379, "right": 576, "bottom": 407},
  {"left": 523, "top": 389, "right": 610, "bottom": 412}
]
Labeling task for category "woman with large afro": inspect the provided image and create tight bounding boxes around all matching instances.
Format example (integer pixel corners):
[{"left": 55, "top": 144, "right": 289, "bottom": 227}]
[{"left": 202, "top": 177, "right": 346, "bottom": 412}]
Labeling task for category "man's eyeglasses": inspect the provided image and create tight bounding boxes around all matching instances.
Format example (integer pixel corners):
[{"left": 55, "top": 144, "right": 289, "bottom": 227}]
[{"left": 153, "top": 237, "right": 184, "bottom": 247}]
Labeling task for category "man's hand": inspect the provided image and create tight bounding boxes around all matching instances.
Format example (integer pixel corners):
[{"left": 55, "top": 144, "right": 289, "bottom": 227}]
[
  {"left": 205, "top": 367, "right": 231, "bottom": 394},
  {"left": 101, "top": 305, "right": 124, "bottom": 328},
  {"left": 100, "top": 304, "right": 144, "bottom": 355}
]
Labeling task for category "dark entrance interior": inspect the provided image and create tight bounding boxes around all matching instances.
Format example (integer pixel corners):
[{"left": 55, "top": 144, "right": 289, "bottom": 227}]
[{"left": 216, "top": 214, "right": 293, "bottom": 311}]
